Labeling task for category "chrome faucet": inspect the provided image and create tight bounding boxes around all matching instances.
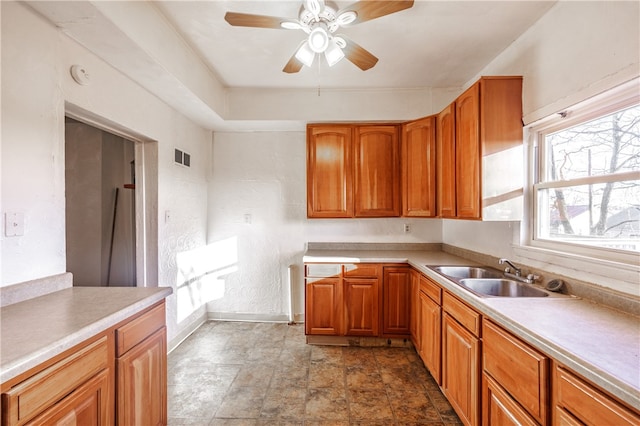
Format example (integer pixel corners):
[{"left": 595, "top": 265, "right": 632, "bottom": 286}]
[
  {"left": 499, "top": 258, "right": 540, "bottom": 284},
  {"left": 499, "top": 258, "right": 522, "bottom": 276}
]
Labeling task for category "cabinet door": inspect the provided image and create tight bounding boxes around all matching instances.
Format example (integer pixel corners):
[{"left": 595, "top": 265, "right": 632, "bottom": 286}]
[
  {"left": 483, "top": 373, "right": 538, "bottom": 426},
  {"left": 409, "top": 271, "right": 421, "bottom": 349},
  {"left": 382, "top": 267, "right": 411, "bottom": 335},
  {"left": 455, "top": 83, "right": 481, "bottom": 219},
  {"left": 343, "top": 278, "right": 379, "bottom": 336},
  {"left": 442, "top": 313, "right": 481, "bottom": 426},
  {"left": 419, "top": 291, "right": 441, "bottom": 384},
  {"left": 402, "top": 117, "right": 436, "bottom": 217},
  {"left": 307, "top": 125, "right": 353, "bottom": 218},
  {"left": 117, "top": 327, "right": 167, "bottom": 426},
  {"left": 437, "top": 103, "right": 456, "bottom": 218},
  {"left": 354, "top": 125, "right": 401, "bottom": 217},
  {"left": 305, "top": 277, "right": 343, "bottom": 335}
]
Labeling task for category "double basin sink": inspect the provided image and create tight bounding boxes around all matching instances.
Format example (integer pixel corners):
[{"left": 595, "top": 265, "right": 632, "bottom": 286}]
[{"left": 431, "top": 265, "right": 551, "bottom": 298}]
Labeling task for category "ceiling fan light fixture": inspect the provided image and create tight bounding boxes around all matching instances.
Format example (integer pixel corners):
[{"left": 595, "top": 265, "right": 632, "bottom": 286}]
[
  {"left": 308, "top": 26, "right": 329, "bottom": 53},
  {"left": 336, "top": 11, "right": 357, "bottom": 26},
  {"left": 280, "top": 21, "right": 302, "bottom": 30},
  {"left": 324, "top": 39, "right": 344, "bottom": 66},
  {"left": 294, "top": 41, "right": 316, "bottom": 67},
  {"left": 305, "top": 0, "right": 323, "bottom": 18}
]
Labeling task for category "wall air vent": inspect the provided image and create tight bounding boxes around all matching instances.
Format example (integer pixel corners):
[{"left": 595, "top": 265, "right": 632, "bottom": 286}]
[{"left": 174, "top": 148, "right": 191, "bottom": 167}]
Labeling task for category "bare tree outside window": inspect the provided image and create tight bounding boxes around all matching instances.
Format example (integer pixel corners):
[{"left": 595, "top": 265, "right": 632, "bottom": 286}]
[{"left": 538, "top": 104, "right": 640, "bottom": 252}]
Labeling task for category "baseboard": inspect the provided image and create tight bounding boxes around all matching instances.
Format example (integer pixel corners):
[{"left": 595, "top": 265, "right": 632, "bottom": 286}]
[
  {"left": 168, "top": 311, "right": 207, "bottom": 353},
  {"left": 207, "top": 311, "right": 305, "bottom": 323}
]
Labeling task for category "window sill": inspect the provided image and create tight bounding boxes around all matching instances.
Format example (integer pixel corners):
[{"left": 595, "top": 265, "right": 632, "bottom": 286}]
[{"left": 512, "top": 244, "right": 639, "bottom": 296}]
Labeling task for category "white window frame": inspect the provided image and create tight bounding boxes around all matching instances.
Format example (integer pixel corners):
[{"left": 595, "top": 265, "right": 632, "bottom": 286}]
[{"left": 517, "top": 79, "right": 640, "bottom": 293}]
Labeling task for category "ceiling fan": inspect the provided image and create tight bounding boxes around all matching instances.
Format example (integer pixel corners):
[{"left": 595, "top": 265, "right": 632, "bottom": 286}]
[{"left": 224, "top": 0, "right": 414, "bottom": 73}]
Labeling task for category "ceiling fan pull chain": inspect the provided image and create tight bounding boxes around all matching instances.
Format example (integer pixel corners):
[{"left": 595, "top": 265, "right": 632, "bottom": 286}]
[{"left": 317, "top": 57, "right": 321, "bottom": 96}]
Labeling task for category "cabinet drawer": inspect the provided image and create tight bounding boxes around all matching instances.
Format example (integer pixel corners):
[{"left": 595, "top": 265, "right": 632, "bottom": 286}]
[
  {"left": 305, "top": 263, "right": 341, "bottom": 278},
  {"left": 2, "top": 336, "right": 109, "bottom": 425},
  {"left": 442, "top": 291, "right": 481, "bottom": 336},
  {"left": 116, "top": 303, "right": 165, "bottom": 357},
  {"left": 554, "top": 364, "right": 640, "bottom": 426},
  {"left": 483, "top": 373, "right": 539, "bottom": 426},
  {"left": 343, "top": 263, "right": 380, "bottom": 277},
  {"left": 25, "top": 369, "right": 110, "bottom": 426},
  {"left": 483, "top": 320, "right": 549, "bottom": 424},
  {"left": 420, "top": 275, "right": 441, "bottom": 304}
]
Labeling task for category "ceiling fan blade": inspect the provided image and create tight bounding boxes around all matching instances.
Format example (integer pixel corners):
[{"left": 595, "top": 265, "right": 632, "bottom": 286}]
[
  {"left": 339, "top": 0, "right": 414, "bottom": 25},
  {"left": 339, "top": 36, "right": 379, "bottom": 71},
  {"left": 283, "top": 54, "right": 304, "bottom": 73},
  {"left": 224, "top": 11, "right": 292, "bottom": 29}
]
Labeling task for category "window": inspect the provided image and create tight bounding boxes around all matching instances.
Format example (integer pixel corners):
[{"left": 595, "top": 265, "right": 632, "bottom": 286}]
[{"left": 531, "top": 83, "right": 640, "bottom": 263}]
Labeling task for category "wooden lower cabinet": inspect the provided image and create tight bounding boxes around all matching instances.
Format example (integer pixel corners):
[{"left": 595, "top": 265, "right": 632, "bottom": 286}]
[
  {"left": 305, "top": 277, "right": 343, "bottom": 335},
  {"left": 305, "top": 263, "right": 379, "bottom": 337},
  {"left": 483, "top": 320, "right": 549, "bottom": 425},
  {"left": 0, "top": 301, "right": 168, "bottom": 426},
  {"left": 441, "top": 293, "right": 481, "bottom": 426},
  {"left": 1, "top": 336, "right": 112, "bottom": 426},
  {"left": 343, "top": 278, "right": 379, "bottom": 336},
  {"left": 553, "top": 363, "right": 640, "bottom": 426},
  {"left": 409, "top": 270, "right": 421, "bottom": 350},
  {"left": 117, "top": 328, "right": 167, "bottom": 426},
  {"left": 419, "top": 290, "right": 441, "bottom": 384},
  {"left": 382, "top": 266, "right": 412, "bottom": 336}
]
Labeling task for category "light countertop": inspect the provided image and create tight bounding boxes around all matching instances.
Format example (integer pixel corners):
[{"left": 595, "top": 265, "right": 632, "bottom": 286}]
[
  {"left": 0, "top": 286, "right": 172, "bottom": 384},
  {"left": 304, "top": 248, "right": 640, "bottom": 411}
]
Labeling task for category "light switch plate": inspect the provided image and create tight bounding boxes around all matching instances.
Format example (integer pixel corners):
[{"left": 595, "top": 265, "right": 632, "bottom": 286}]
[{"left": 5, "top": 212, "right": 25, "bottom": 237}]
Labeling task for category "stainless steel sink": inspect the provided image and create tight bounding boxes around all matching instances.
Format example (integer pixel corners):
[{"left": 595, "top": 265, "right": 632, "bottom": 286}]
[
  {"left": 432, "top": 266, "right": 504, "bottom": 280},
  {"left": 458, "top": 278, "right": 549, "bottom": 298}
]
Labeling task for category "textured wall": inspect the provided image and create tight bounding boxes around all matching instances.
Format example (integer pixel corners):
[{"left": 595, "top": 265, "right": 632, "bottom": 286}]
[
  {"left": 207, "top": 131, "right": 443, "bottom": 319},
  {"left": 1, "top": 2, "right": 211, "bottom": 344}
]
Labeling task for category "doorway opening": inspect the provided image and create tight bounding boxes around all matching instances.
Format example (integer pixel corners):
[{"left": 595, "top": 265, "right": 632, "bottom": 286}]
[
  {"left": 64, "top": 104, "right": 159, "bottom": 288},
  {"left": 65, "top": 118, "right": 137, "bottom": 286}
]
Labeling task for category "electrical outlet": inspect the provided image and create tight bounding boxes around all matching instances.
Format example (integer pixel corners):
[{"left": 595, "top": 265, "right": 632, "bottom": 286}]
[
  {"left": 244, "top": 214, "right": 252, "bottom": 224},
  {"left": 404, "top": 223, "right": 410, "bottom": 233},
  {"left": 5, "top": 212, "right": 25, "bottom": 237}
]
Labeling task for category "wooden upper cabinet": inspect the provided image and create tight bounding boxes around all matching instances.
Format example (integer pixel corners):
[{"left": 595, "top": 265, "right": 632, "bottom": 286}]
[
  {"left": 402, "top": 117, "right": 436, "bottom": 217},
  {"left": 354, "top": 125, "right": 401, "bottom": 217},
  {"left": 437, "top": 103, "right": 456, "bottom": 218},
  {"left": 307, "top": 125, "right": 353, "bottom": 218},
  {"left": 455, "top": 83, "right": 482, "bottom": 219},
  {"left": 454, "top": 76, "right": 523, "bottom": 219}
]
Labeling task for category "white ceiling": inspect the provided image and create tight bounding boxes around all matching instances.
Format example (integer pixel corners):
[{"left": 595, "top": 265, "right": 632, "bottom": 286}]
[
  {"left": 155, "top": 0, "right": 555, "bottom": 89},
  {"left": 26, "top": 1, "right": 557, "bottom": 130}
]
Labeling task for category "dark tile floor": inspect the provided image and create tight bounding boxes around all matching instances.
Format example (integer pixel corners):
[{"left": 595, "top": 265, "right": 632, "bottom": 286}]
[{"left": 167, "top": 321, "right": 462, "bottom": 425}]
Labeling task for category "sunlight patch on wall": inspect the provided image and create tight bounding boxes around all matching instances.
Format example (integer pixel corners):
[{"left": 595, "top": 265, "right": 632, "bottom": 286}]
[{"left": 176, "top": 236, "right": 238, "bottom": 322}]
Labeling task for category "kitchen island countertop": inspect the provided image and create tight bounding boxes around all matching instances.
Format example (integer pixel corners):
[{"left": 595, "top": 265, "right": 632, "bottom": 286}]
[{"left": 0, "top": 286, "right": 172, "bottom": 384}]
